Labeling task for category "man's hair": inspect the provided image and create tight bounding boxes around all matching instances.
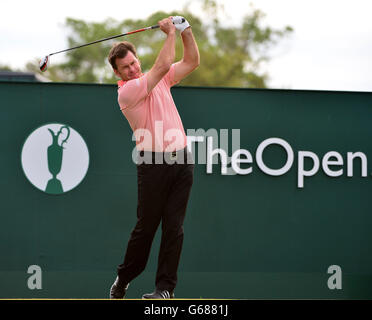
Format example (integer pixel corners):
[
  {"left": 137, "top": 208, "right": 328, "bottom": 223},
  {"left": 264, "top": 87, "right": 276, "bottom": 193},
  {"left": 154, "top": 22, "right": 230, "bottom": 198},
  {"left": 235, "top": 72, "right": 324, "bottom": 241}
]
[{"left": 108, "top": 41, "right": 138, "bottom": 70}]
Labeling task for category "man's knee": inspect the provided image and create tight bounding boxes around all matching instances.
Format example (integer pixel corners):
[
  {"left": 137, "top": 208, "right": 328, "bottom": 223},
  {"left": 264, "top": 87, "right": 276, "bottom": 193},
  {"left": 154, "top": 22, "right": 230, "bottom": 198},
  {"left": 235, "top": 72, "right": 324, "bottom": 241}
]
[{"left": 162, "top": 225, "right": 184, "bottom": 238}]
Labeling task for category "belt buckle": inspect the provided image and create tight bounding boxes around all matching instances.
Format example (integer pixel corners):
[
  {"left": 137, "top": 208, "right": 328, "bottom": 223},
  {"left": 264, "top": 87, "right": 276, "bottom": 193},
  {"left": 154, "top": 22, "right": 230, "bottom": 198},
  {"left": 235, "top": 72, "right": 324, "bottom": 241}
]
[{"left": 170, "top": 151, "right": 177, "bottom": 161}]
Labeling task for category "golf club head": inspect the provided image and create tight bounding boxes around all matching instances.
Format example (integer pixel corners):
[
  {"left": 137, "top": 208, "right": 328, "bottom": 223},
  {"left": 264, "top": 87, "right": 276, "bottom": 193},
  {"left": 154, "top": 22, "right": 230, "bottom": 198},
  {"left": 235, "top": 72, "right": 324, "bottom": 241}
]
[{"left": 39, "top": 55, "right": 49, "bottom": 72}]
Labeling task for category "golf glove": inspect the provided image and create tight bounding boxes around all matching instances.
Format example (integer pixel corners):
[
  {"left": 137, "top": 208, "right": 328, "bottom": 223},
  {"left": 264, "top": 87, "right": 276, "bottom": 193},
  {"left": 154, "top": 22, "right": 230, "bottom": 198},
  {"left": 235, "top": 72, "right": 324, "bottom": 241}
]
[{"left": 172, "top": 16, "right": 190, "bottom": 33}]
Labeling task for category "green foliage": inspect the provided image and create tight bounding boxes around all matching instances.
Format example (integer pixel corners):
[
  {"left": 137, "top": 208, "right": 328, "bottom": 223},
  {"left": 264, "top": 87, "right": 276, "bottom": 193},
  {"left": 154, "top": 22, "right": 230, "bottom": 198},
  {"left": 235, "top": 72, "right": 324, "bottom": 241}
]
[
  {"left": 27, "top": 1, "right": 293, "bottom": 88},
  {"left": 0, "top": 64, "right": 13, "bottom": 71}
]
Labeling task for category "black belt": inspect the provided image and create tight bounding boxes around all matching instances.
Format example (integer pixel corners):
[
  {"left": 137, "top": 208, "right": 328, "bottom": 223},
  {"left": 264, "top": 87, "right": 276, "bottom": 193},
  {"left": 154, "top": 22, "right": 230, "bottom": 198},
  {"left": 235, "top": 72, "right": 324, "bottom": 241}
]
[{"left": 137, "top": 147, "right": 193, "bottom": 164}]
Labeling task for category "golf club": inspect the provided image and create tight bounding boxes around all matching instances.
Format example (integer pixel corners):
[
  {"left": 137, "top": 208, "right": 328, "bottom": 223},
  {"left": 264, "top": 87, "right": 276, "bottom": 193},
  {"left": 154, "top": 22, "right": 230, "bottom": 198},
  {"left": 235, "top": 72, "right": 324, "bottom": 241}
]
[{"left": 39, "top": 17, "right": 185, "bottom": 72}]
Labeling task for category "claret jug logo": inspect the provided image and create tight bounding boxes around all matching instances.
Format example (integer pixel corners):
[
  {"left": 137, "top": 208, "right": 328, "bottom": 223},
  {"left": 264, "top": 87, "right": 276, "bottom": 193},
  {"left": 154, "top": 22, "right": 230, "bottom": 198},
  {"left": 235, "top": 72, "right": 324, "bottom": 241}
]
[{"left": 21, "top": 123, "right": 89, "bottom": 194}]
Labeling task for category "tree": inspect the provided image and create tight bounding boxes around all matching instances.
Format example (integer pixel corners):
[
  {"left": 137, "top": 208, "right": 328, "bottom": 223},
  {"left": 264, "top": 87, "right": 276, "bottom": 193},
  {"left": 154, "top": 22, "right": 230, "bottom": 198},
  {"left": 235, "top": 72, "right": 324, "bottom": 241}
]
[
  {"left": 27, "top": 1, "right": 293, "bottom": 88},
  {"left": 0, "top": 64, "right": 14, "bottom": 72}
]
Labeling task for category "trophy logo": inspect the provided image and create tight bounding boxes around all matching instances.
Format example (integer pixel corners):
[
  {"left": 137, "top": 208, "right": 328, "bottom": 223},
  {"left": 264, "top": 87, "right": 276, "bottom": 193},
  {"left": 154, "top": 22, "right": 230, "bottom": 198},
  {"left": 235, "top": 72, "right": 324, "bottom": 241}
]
[
  {"left": 21, "top": 123, "right": 89, "bottom": 195},
  {"left": 46, "top": 125, "right": 70, "bottom": 194}
]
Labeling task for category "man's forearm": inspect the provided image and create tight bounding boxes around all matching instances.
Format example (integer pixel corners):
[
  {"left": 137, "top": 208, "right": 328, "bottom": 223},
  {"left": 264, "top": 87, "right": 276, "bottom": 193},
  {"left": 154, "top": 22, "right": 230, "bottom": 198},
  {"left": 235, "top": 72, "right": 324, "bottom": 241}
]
[
  {"left": 181, "top": 28, "right": 200, "bottom": 66},
  {"left": 154, "top": 32, "right": 176, "bottom": 72}
]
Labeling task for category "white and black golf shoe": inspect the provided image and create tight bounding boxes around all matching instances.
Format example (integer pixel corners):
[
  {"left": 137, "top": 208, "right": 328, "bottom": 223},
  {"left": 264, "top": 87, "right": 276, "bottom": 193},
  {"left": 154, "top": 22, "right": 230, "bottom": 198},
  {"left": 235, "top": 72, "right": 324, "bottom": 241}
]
[{"left": 142, "top": 289, "right": 175, "bottom": 299}]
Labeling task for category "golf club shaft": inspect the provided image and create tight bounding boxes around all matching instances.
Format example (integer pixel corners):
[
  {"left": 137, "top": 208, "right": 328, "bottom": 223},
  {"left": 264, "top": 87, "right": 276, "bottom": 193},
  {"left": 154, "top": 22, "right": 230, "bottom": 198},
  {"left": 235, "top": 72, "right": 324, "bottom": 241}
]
[{"left": 49, "top": 25, "right": 160, "bottom": 57}]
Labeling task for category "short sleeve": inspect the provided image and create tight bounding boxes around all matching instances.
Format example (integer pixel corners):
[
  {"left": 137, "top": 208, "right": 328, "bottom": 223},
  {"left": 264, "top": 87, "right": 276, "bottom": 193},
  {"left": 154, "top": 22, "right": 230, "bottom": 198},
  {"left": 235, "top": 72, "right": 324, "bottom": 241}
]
[
  {"left": 118, "top": 75, "right": 148, "bottom": 110},
  {"left": 163, "top": 63, "right": 180, "bottom": 88}
]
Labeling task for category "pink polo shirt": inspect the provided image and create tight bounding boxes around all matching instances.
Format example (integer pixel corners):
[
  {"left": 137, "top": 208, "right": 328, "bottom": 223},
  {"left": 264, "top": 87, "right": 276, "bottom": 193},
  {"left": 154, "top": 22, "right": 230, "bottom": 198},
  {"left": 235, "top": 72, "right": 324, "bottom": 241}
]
[{"left": 117, "top": 64, "right": 187, "bottom": 152}]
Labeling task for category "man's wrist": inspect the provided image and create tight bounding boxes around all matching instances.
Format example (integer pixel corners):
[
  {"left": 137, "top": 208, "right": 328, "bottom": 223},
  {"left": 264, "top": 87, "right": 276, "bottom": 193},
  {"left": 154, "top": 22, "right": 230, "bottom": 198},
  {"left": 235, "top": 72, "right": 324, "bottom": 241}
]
[
  {"left": 180, "top": 26, "right": 192, "bottom": 36},
  {"left": 167, "top": 30, "right": 176, "bottom": 37}
]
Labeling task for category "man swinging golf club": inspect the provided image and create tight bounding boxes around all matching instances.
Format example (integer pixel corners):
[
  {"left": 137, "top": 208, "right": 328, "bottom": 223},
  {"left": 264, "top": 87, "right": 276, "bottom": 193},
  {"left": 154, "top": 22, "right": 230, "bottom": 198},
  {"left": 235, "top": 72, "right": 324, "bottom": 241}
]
[{"left": 108, "top": 16, "right": 199, "bottom": 299}]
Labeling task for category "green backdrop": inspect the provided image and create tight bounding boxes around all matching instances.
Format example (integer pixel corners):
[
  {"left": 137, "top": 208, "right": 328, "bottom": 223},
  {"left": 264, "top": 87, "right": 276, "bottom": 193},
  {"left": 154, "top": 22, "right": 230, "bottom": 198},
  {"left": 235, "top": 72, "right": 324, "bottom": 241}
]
[{"left": 0, "top": 81, "right": 371, "bottom": 299}]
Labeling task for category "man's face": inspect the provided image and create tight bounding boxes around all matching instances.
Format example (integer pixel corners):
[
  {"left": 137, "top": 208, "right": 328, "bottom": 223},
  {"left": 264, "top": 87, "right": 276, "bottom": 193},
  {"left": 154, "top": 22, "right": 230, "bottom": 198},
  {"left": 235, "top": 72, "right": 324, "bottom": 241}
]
[{"left": 114, "top": 51, "right": 142, "bottom": 81}]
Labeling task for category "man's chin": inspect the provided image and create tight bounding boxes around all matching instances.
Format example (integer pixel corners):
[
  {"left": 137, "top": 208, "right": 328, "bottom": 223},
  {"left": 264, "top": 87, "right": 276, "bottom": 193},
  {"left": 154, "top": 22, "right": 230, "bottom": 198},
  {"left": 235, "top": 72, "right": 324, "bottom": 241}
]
[{"left": 129, "top": 74, "right": 140, "bottom": 80}]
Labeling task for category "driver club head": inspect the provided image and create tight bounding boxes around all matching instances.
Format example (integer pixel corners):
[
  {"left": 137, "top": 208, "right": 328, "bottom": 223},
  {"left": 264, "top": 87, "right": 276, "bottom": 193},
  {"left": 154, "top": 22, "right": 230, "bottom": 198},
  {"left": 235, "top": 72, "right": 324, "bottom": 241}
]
[{"left": 39, "top": 55, "right": 49, "bottom": 72}]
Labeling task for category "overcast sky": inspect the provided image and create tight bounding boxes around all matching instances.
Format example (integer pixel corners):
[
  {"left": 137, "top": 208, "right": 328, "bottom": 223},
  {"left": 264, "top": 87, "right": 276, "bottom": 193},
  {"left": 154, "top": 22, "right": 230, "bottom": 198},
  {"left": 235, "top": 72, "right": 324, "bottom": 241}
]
[{"left": 1, "top": 0, "right": 372, "bottom": 92}]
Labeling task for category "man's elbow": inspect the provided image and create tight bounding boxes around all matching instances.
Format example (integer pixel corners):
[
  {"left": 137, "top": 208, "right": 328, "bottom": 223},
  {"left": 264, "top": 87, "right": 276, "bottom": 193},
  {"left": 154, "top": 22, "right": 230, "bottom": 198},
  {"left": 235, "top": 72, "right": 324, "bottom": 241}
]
[
  {"left": 193, "top": 61, "right": 200, "bottom": 72},
  {"left": 190, "top": 56, "right": 200, "bottom": 70},
  {"left": 195, "top": 58, "right": 200, "bottom": 68}
]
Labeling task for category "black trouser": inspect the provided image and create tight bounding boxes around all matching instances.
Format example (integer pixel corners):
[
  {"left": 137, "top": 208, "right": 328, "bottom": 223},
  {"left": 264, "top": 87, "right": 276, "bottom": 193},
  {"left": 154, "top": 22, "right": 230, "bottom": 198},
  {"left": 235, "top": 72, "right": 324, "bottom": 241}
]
[{"left": 117, "top": 148, "right": 194, "bottom": 292}]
